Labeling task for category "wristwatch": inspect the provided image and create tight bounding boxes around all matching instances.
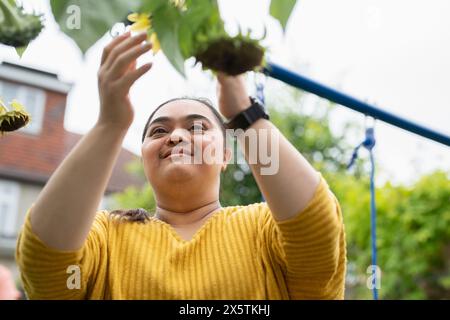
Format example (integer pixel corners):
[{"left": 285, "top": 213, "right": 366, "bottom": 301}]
[{"left": 224, "top": 97, "right": 270, "bottom": 131}]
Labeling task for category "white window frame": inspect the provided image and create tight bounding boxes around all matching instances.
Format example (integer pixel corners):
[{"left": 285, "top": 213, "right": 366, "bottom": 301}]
[
  {"left": 0, "top": 180, "right": 21, "bottom": 239},
  {"left": 0, "top": 80, "right": 46, "bottom": 135}
]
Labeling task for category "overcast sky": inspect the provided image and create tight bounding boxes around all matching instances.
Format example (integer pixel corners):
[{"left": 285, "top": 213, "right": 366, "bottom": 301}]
[{"left": 1, "top": 0, "right": 449, "bottom": 185}]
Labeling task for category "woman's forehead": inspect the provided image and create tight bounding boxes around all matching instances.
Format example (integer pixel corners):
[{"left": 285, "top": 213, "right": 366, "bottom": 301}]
[{"left": 151, "top": 99, "right": 217, "bottom": 122}]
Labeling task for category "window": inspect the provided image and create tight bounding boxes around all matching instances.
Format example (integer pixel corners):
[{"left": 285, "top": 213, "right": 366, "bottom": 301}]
[
  {"left": 0, "top": 180, "right": 20, "bottom": 239},
  {"left": 0, "top": 80, "right": 46, "bottom": 135}
]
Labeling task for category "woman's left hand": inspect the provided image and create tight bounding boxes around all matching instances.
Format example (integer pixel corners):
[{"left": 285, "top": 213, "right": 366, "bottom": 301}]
[{"left": 216, "top": 72, "right": 252, "bottom": 120}]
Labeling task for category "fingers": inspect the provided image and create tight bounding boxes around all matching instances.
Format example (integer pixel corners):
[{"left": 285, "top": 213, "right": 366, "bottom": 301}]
[
  {"left": 119, "top": 63, "right": 153, "bottom": 89},
  {"left": 99, "top": 32, "right": 153, "bottom": 96},
  {"left": 101, "top": 31, "right": 131, "bottom": 66},
  {"left": 109, "top": 42, "right": 153, "bottom": 78},
  {"left": 104, "top": 32, "right": 148, "bottom": 69},
  {"left": 128, "top": 60, "right": 137, "bottom": 72}
]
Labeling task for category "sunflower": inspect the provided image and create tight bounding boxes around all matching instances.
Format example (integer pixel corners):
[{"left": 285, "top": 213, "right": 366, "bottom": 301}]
[
  {"left": 0, "top": 98, "right": 31, "bottom": 135},
  {"left": 194, "top": 33, "right": 266, "bottom": 76},
  {"left": 127, "top": 13, "right": 160, "bottom": 53},
  {"left": 0, "top": 0, "right": 44, "bottom": 48}
]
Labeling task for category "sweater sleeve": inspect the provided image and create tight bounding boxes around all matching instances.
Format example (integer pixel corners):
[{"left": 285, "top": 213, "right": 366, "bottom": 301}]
[
  {"left": 258, "top": 174, "right": 347, "bottom": 300},
  {"left": 15, "top": 205, "right": 109, "bottom": 300}
]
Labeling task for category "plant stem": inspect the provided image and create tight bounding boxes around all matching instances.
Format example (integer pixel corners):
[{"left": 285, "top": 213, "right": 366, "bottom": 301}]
[{"left": 0, "top": 0, "right": 23, "bottom": 28}]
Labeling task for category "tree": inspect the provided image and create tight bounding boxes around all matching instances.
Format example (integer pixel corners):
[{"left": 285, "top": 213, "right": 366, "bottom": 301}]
[{"left": 337, "top": 171, "right": 450, "bottom": 299}]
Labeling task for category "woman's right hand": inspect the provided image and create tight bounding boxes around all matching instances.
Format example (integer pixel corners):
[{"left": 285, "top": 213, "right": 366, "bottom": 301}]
[{"left": 97, "top": 31, "right": 153, "bottom": 130}]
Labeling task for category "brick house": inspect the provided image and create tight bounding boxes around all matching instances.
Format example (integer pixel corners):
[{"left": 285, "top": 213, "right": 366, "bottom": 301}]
[{"left": 0, "top": 61, "right": 146, "bottom": 275}]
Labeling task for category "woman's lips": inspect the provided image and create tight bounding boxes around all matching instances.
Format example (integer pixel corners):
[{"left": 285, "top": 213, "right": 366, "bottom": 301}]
[
  {"left": 167, "top": 153, "right": 191, "bottom": 158},
  {"left": 162, "top": 149, "right": 192, "bottom": 159}
]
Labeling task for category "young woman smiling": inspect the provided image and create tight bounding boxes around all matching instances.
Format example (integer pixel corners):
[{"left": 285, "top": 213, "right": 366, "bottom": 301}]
[{"left": 16, "top": 31, "right": 346, "bottom": 300}]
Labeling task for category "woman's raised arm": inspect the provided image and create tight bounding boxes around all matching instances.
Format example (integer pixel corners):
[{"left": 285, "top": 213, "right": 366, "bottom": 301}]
[
  {"left": 216, "top": 73, "right": 320, "bottom": 221},
  {"left": 29, "top": 32, "right": 153, "bottom": 251},
  {"left": 217, "top": 74, "right": 346, "bottom": 299}
]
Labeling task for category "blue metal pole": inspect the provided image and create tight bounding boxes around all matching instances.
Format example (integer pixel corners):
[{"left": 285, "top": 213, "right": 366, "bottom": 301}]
[{"left": 263, "top": 63, "right": 450, "bottom": 148}]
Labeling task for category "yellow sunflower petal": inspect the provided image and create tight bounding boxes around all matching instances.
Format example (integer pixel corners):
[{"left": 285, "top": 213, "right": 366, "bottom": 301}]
[
  {"left": 150, "top": 33, "right": 161, "bottom": 53},
  {"left": 127, "top": 13, "right": 139, "bottom": 22},
  {"left": 130, "top": 21, "right": 150, "bottom": 32},
  {"left": 10, "top": 99, "right": 26, "bottom": 112},
  {"left": 128, "top": 13, "right": 152, "bottom": 32}
]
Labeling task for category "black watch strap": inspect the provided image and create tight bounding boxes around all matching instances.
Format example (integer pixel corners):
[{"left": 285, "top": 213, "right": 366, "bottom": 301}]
[{"left": 224, "top": 97, "right": 270, "bottom": 131}]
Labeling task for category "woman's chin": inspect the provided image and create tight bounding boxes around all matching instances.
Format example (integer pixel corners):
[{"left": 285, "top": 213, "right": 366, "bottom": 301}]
[
  {"left": 160, "top": 159, "right": 197, "bottom": 181},
  {"left": 162, "top": 155, "right": 195, "bottom": 167}
]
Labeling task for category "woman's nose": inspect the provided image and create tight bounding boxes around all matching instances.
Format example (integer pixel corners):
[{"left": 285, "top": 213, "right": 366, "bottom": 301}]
[{"left": 168, "top": 128, "right": 189, "bottom": 145}]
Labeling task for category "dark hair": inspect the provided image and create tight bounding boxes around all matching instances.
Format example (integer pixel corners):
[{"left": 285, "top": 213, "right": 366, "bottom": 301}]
[
  {"left": 111, "top": 97, "right": 226, "bottom": 223},
  {"left": 109, "top": 208, "right": 151, "bottom": 223},
  {"left": 141, "top": 97, "right": 226, "bottom": 143}
]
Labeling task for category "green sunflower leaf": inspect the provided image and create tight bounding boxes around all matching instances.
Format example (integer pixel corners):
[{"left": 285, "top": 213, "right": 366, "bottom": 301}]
[
  {"left": 15, "top": 46, "right": 26, "bottom": 57},
  {"left": 270, "top": 0, "right": 297, "bottom": 31},
  {"left": 151, "top": 4, "right": 186, "bottom": 77},
  {"left": 50, "top": 0, "right": 141, "bottom": 53}
]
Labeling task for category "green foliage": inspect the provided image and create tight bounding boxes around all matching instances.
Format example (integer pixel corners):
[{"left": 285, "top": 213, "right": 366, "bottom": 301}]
[
  {"left": 180, "top": 0, "right": 223, "bottom": 57},
  {"left": 0, "top": 0, "right": 44, "bottom": 51},
  {"left": 270, "top": 0, "right": 298, "bottom": 30},
  {"left": 113, "top": 184, "right": 156, "bottom": 212},
  {"left": 150, "top": 3, "right": 186, "bottom": 76},
  {"left": 113, "top": 159, "right": 155, "bottom": 212},
  {"left": 46, "top": 0, "right": 298, "bottom": 75},
  {"left": 335, "top": 171, "right": 450, "bottom": 299},
  {"left": 50, "top": 0, "right": 140, "bottom": 53},
  {"left": 4, "top": 0, "right": 300, "bottom": 71}
]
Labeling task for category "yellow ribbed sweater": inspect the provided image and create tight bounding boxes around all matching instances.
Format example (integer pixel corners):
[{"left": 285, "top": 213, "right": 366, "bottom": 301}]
[{"left": 16, "top": 176, "right": 346, "bottom": 300}]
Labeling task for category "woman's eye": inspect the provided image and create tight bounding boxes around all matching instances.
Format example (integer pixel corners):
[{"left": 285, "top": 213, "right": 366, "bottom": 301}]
[
  {"left": 190, "top": 124, "right": 206, "bottom": 132},
  {"left": 151, "top": 128, "right": 167, "bottom": 136}
]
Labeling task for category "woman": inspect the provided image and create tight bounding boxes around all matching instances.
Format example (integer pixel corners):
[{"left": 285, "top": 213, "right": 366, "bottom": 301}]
[{"left": 16, "top": 31, "right": 346, "bottom": 300}]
